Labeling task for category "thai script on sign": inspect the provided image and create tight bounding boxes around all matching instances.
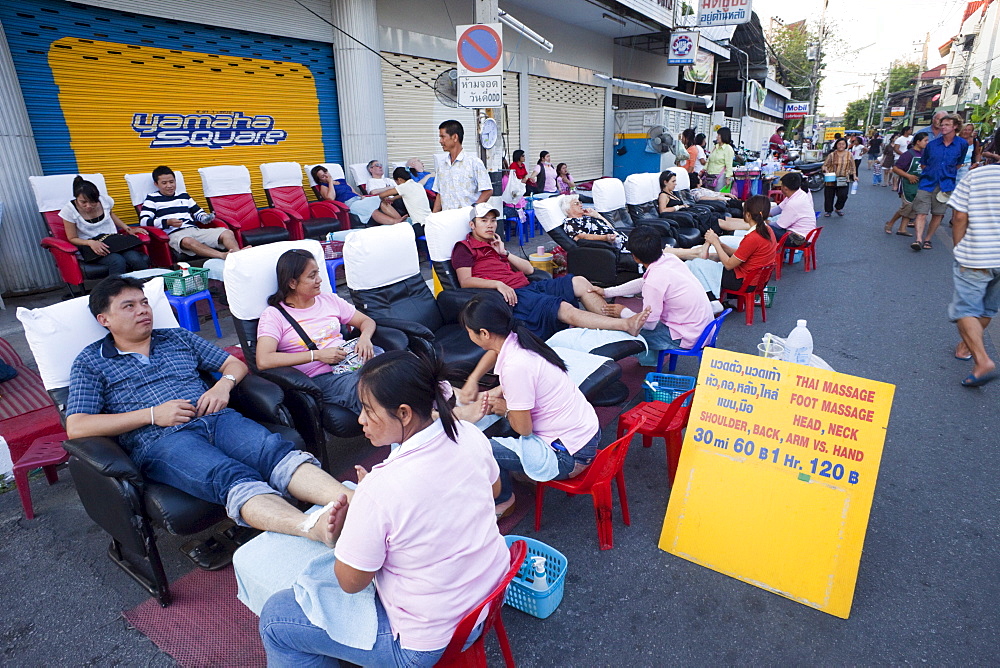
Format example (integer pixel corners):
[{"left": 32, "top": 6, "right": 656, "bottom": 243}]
[
  {"left": 131, "top": 112, "right": 288, "bottom": 149},
  {"left": 698, "top": 0, "right": 751, "bottom": 26}
]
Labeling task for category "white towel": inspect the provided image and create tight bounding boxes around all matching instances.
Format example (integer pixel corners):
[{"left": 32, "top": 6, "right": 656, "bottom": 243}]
[
  {"left": 492, "top": 433, "right": 559, "bottom": 481},
  {"left": 546, "top": 328, "right": 647, "bottom": 357}
]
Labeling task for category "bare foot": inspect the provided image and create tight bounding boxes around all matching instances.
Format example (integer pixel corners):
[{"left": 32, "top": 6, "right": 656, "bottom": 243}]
[
  {"left": 495, "top": 494, "right": 516, "bottom": 520},
  {"left": 625, "top": 307, "right": 652, "bottom": 336},
  {"left": 306, "top": 494, "right": 348, "bottom": 547},
  {"left": 955, "top": 342, "right": 972, "bottom": 359},
  {"left": 700, "top": 243, "right": 710, "bottom": 260},
  {"left": 453, "top": 392, "right": 489, "bottom": 423}
]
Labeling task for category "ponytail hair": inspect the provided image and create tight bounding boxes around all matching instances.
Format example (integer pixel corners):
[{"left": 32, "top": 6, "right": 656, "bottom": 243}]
[
  {"left": 743, "top": 195, "right": 773, "bottom": 240},
  {"left": 357, "top": 349, "right": 459, "bottom": 441},
  {"left": 459, "top": 293, "right": 566, "bottom": 372},
  {"left": 72, "top": 175, "right": 100, "bottom": 203}
]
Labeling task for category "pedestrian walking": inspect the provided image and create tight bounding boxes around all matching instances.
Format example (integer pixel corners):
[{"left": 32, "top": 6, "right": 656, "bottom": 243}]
[
  {"left": 868, "top": 132, "right": 884, "bottom": 184},
  {"left": 946, "top": 164, "right": 1000, "bottom": 387},
  {"left": 822, "top": 137, "right": 856, "bottom": 216},
  {"left": 910, "top": 114, "right": 968, "bottom": 251},
  {"left": 882, "top": 132, "right": 899, "bottom": 188}
]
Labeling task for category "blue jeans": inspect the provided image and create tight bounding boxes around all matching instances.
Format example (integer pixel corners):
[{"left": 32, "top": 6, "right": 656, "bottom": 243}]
[
  {"left": 310, "top": 371, "right": 362, "bottom": 414},
  {"left": 637, "top": 322, "right": 681, "bottom": 367},
  {"left": 130, "top": 410, "right": 308, "bottom": 524},
  {"left": 87, "top": 249, "right": 149, "bottom": 276},
  {"left": 260, "top": 588, "right": 445, "bottom": 667},
  {"left": 491, "top": 430, "right": 600, "bottom": 503}
]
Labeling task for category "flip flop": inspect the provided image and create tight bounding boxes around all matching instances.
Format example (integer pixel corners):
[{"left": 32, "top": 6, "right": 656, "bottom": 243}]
[
  {"left": 955, "top": 354, "right": 973, "bottom": 361},
  {"left": 896, "top": 231, "right": 913, "bottom": 236},
  {"left": 961, "top": 371, "right": 999, "bottom": 387},
  {"left": 911, "top": 241, "right": 922, "bottom": 251},
  {"left": 922, "top": 241, "right": 933, "bottom": 250},
  {"left": 181, "top": 537, "right": 233, "bottom": 571}
]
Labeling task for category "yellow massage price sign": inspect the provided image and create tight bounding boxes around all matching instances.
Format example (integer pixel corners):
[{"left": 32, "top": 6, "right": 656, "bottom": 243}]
[{"left": 659, "top": 348, "right": 895, "bottom": 618}]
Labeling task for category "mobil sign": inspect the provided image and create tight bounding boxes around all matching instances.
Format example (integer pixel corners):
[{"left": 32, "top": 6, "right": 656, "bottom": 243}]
[{"left": 784, "top": 102, "right": 809, "bottom": 119}]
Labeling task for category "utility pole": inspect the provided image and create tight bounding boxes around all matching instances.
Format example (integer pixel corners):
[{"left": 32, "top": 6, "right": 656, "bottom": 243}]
[
  {"left": 474, "top": 0, "right": 499, "bottom": 166},
  {"left": 907, "top": 80, "right": 921, "bottom": 129}
]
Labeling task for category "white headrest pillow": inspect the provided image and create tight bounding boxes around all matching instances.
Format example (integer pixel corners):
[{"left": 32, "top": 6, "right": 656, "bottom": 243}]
[
  {"left": 29, "top": 174, "right": 107, "bottom": 213},
  {"left": 344, "top": 223, "right": 420, "bottom": 290},
  {"left": 535, "top": 195, "right": 568, "bottom": 233},
  {"left": 16, "top": 277, "right": 178, "bottom": 391},
  {"left": 260, "top": 162, "right": 304, "bottom": 190},
  {"left": 223, "top": 240, "right": 329, "bottom": 320},
  {"left": 591, "top": 178, "right": 626, "bottom": 212},
  {"left": 424, "top": 207, "right": 473, "bottom": 263},
  {"left": 124, "top": 171, "right": 188, "bottom": 207},
  {"left": 624, "top": 173, "right": 660, "bottom": 205},
  {"left": 305, "top": 164, "right": 346, "bottom": 186},
  {"left": 670, "top": 167, "right": 690, "bottom": 191},
  {"left": 348, "top": 163, "right": 370, "bottom": 188},
  {"left": 199, "top": 165, "right": 252, "bottom": 198}
]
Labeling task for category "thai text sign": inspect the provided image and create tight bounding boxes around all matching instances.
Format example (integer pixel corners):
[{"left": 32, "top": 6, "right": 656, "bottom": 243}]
[
  {"left": 698, "top": 0, "right": 752, "bottom": 26},
  {"left": 659, "top": 348, "right": 894, "bottom": 618}
]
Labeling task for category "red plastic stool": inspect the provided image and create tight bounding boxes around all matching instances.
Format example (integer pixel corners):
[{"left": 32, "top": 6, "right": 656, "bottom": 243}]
[{"left": 12, "top": 432, "right": 68, "bottom": 519}]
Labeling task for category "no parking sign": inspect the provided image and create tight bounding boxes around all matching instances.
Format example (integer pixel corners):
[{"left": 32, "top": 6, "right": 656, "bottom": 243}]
[{"left": 456, "top": 24, "right": 503, "bottom": 108}]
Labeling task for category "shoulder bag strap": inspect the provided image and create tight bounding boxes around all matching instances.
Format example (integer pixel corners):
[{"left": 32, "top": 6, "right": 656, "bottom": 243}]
[{"left": 275, "top": 304, "right": 318, "bottom": 350}]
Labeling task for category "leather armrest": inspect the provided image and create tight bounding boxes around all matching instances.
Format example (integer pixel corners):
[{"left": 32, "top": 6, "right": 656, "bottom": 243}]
[
  {"left": 137, "top": 225, "right": 170, "bottom": 242},
  {"left": 371, "top": 317, "right": 434, "bottom": 341},
  {"left": 308, "top": 201, "right": 342, "bottom": 219},
  {"left": 371, "top": 325, "right": 409, "bottom": 352},
  {"left": 259, "top": 208, "right": 291, "bottom": 227},
  {"left": 63, "top": 436, "right": 143, "bottom": 485},
  {"left": 231, "top": 373, "right": 293, "bottom": 421},
  {"left": 40, "top": 237, "right": 80, "bottom": 254},
  {"left": 213, "top": 215, "right": 242, "bottom": 231},
  {"left": 272, "top": 205, "right": 304, "bottom": 222},
  {"left": 436, "top": 288, "right": 485, "bottom": 323}
]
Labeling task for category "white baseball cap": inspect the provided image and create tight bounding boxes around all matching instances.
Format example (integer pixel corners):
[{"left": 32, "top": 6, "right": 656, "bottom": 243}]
[{"left": 470, "top": 203, "right": 501, "bottom": 221}]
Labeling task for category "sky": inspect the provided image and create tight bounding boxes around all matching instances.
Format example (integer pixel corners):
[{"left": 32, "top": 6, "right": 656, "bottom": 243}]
[{"left": 749, "top": 0, "right": 967, "bottom": 115}]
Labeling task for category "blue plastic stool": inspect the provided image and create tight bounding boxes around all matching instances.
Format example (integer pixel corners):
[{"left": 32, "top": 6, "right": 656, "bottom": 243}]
[
  {"left": 524, "top": 210, "right": 538, "bottom": 241},
  {"left": 165, "top": 289, "right": 222, "bottom": 338},
  {"left": 325, "top": 257, "right": 345, "bottom": 285}
]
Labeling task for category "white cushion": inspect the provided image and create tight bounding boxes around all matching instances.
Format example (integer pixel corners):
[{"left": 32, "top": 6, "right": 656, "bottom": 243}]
[
  {"left": 670, "top": 167, "right": 690, "bottom": 191},
  {"left": 260, "top": 162, "right": 304, "bottom": 190},
  {"left": 29, "top": 174, "right": 107, "bottom": 213},
  {"left": 591, "top": 178, "right": 626, "bottom": 212},
  {"left": 424, "top": 207, "right": 473, "bottom": 262},
  {"left": 348, "top": 163, "right": 370, "bottom": 188},
  {"left": 16, "top": 277, "right": 178, "bottom": 391},
  {"left": 344, "top": 224, "right": 419, "bottom": 291},
  {"left": 199, "top": 165, "right": 252, "bottom": 198},
  {"left": 124, "top": 171, "right": 188, "bottom": 207},
  {"left": 535, "top": 195, "right": 568, "bottom": 233},
  {"left": 305, "top": 163, "right": 346, "bottom": 186},
  {"left": 624, "top": 173, "right": 659, "bottom": 205},
  {"left": 223, "top": 240, "right": 329, "bottom": 321}
]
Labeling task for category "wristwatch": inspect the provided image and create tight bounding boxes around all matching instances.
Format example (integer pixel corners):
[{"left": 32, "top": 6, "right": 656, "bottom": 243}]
[{"left": 220, "top": 374, "right": 237, "bottom": 384}]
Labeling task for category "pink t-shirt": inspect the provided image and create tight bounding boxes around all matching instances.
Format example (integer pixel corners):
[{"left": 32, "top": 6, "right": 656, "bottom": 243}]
[
  {"left": 775, "top": 188, "right": 817, "bottom": 237},
  {"left": 640, "top": 254, "right": 713, "bottom": 348},
  {"left": 496, "top": 333, "right": 600, "bottom": 454},
  {"left": 256, "top": 293, "right": 356, "bottom": 377},
  {"left": 335, "top": 420, "right": 508, "bottom": 651}
]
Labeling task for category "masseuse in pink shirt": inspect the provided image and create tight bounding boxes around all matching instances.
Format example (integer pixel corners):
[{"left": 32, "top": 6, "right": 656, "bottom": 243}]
[
  {"left": 767, "top": 172, "right": 817, "bottom": 242},
  {"left": 595, "top": 226, "right": 714, "bottom": 367},
  {"left": 260, "top": 350, "right": 507, "bottom": 666},
  {"left": 459, "top": 294, "right": 601, "bottom": 518}
]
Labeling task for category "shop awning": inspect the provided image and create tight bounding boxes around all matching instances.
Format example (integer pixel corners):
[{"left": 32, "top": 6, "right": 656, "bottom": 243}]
[{"left": 595, "top": 73, "right": 714, "bottom": 107}]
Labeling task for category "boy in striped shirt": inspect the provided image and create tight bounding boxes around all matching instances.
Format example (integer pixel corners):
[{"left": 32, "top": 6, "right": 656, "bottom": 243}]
[{"left": 140, "top": 166, "right": 240, "bottom": 260}]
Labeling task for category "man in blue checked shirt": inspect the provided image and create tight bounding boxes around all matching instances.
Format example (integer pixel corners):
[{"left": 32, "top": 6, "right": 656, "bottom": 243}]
[
  {"left": 66, "top": 276, "right": 351, "bottom": 546},
  {"left": 911, "top": 113, "right": 968, "bottom": 251}
]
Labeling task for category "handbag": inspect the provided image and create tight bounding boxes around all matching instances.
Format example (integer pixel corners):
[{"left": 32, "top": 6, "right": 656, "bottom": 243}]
[
  {"left": 78, "top": 232, "right": 143, "bottom": 262},
  {"left": 274, "top": 305, "right": 378, "bottom": 374},
  {"left": 703, "top": 172, "right": 724, "bottom": 190}
]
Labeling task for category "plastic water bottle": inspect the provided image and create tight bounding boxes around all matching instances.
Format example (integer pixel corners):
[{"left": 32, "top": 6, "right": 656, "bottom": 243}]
[
  {"left": 530, "top": 556, "right": 548, "bottom": 591},
  {"left": 850, "top": 180, "right": 858, "bottom": 195},
  {"left": 785, "top": 319, "right": 813, "bottom": 365}
]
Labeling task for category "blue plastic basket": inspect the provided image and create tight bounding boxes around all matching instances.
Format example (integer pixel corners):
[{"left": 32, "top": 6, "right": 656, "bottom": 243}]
[
  {"left": 643, "top": 372, "right": 696, "bottom": 404},
  {"left": 503, "top": 535, "right": 567, "bottom": 619}
]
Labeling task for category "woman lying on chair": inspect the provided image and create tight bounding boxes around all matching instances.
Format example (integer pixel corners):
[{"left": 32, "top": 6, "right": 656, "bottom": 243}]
[
  {"left": 256, "top": 249, "right": 382, "bottom": 416},
  {"left": 459, "top": 293, "right": 601, "bottom": 519},
  {"left": 260, "top": 349, "right": 507, "bottom": 666}
]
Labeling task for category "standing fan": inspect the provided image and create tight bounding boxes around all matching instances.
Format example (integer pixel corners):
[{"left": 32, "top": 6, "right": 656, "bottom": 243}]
[
  {"left": 645, "top": 125, "right": 675, "bottom": 154},
  {"left": 434, "top": 69, "right": 460, "bottom": 108}
]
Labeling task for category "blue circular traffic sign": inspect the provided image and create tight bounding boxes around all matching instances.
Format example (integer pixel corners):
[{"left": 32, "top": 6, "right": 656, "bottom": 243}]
[{"left": 458, "top": 25, "right": 502, "bottom": 74}]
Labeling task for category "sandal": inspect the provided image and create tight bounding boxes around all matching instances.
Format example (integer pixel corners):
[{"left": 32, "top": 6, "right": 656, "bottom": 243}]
[
  {"left": 910, "top": 241, "right": 922, "bottom": 251},
  {"left": 884, "top": 222, "right": 893, "bottom": 234},
  {"left": 835, "top": 210, "right": 844, "bottom": 217},
  {"left": 922, "top": 240, "right": 933, "bottom": 250}
]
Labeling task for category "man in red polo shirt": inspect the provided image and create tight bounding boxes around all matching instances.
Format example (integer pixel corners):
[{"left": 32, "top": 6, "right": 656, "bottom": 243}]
[{"left": 451, "top": 203, "right": 649, "bottom": 339}]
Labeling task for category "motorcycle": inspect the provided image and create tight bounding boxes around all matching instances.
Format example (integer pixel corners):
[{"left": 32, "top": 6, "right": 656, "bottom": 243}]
[{"left": 783, "top": 160, "right": 825, "bottom": 192}]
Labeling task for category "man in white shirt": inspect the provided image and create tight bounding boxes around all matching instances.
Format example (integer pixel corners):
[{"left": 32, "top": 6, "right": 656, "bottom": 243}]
[
  {"left": 364, "top": 160, "right": 394, "bottom": 195},
  {"left": 378, "top": 168, "right": 432, "bottom": 227},
  {"left": 431, "top": 120, "right": 493, "bottom": 212}
]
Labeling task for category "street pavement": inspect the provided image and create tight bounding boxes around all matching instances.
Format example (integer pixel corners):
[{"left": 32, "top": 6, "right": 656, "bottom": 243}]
[{"left": 1, "top": 168, "right": 998, "bottom": 664}]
